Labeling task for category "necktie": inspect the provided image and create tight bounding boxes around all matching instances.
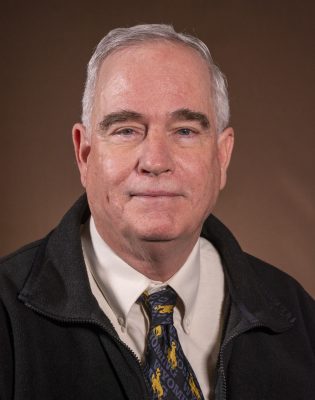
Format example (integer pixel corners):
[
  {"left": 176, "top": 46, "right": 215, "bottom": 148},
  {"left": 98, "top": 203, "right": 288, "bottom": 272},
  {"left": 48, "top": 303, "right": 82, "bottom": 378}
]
[{"left": 139, "top": 286, "right": 204, "bottom": 400}]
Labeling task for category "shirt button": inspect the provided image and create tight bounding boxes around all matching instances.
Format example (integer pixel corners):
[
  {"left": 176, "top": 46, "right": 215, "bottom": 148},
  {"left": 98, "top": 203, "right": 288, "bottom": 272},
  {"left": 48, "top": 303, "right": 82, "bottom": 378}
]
[{"left": 118, "top": 316, "right": 125, "bottom": 326}]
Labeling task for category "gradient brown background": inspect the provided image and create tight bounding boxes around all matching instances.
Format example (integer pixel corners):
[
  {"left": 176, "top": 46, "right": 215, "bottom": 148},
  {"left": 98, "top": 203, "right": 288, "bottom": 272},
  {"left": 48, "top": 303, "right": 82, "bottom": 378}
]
[{"left": 1, "top": 0, "right": 314, "bottom": 297}]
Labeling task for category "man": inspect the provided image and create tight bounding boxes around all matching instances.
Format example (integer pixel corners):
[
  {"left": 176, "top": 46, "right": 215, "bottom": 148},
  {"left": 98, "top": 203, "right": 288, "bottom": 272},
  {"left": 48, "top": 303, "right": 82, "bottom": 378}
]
[{"left": 0, "top": 24, "right": 314, "bottom": 400}]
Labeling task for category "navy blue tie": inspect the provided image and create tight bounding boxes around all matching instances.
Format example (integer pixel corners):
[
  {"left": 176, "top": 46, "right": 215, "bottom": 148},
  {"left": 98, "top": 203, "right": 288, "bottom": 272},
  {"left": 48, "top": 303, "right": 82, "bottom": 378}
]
[{"left": 139, "top": 286, "right": 204, "bottom": 400}]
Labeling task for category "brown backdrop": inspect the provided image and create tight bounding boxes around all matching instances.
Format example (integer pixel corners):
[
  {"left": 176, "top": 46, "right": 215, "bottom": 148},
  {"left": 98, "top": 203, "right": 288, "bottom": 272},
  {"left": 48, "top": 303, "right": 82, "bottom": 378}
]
[{"left": 1, "top": 0, "right": 314, "bottom": 297}]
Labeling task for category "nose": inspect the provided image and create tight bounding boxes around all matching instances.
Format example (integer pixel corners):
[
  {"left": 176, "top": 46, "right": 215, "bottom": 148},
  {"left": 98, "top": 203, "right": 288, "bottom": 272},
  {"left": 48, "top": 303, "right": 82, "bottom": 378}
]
[{"left": 137, "top": 132, "right": 175, "bottom": 176}]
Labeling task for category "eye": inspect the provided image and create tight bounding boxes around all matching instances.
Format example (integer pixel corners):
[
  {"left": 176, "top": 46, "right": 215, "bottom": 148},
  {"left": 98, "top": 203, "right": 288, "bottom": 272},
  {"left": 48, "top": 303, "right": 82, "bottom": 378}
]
[
  {"left": 114, "top": 128, "right": 136, "bottom": 136},
  {"left": 176, "top": 128, "right": 196, "bottom": 136},
  {"left": 108, "top": 126, "right": 146, "bottom": 143}
]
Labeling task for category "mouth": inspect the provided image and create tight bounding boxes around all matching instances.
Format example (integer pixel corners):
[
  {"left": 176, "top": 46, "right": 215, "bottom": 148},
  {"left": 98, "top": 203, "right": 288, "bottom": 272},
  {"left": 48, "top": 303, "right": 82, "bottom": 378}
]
[
  {"left": 129, "top": 191, "right": 182, "bottom": 198},
  {"left": 130, "top": 190, "right": 180, "bottom": 197}
]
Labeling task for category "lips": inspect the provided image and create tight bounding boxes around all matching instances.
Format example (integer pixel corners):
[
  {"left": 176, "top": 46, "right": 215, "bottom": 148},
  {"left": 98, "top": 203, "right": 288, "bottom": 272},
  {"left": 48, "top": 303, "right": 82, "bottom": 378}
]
[{"left": 130, "top": 191, "right": 181, "bottom": 197}]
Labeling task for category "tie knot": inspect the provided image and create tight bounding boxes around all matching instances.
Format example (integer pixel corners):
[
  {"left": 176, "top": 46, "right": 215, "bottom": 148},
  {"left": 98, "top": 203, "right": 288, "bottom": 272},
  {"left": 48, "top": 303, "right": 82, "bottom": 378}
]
[{"left": 139, "top": 286, "right": 177, "bottom": 326}]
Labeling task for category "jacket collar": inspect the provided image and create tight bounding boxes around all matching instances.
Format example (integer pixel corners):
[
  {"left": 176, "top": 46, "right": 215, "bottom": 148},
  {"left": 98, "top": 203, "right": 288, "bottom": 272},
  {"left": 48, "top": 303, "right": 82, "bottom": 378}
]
[
  {"left": 19, "top": 195, "right": 112, "bottom": 329},
  {"left": 19, "top": 194, "right": 294, "bottom": 333},
  {"left": 201, "top": 216, "right": 295, "bottom": 332}
]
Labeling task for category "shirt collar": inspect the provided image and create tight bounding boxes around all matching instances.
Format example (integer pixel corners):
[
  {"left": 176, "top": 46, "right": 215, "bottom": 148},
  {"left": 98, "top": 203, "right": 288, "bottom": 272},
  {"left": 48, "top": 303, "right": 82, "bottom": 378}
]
[
  {"left": 88, "top": 217, "right": 201, "bottom": 328},
  {"left": 167, "top": 240, "right": 200, "bottom": 328},
  {"left": 89, "top": 217, "right": 150, "bottom": 321}
]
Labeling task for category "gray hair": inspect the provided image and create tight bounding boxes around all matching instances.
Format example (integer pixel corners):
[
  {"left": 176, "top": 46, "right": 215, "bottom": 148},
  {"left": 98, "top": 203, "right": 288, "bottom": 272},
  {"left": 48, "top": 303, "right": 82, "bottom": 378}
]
[{"left": 81, "top": 24, "right": 230, "bottom": 134}]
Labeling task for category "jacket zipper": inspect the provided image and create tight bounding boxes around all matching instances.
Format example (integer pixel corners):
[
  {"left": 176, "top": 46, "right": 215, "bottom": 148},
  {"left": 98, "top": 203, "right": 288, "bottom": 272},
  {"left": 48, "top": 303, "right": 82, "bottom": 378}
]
[
  {"left": 217, "top": 322, "right": 265, "bottom": 400},
  {"left": 24, "top": 302, "right": 151, "bottom": 400}
]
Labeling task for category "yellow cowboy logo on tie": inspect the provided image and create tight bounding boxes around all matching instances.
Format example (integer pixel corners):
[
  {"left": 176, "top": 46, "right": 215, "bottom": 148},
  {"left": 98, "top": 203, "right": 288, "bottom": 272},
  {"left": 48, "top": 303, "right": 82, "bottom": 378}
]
[
  {"left": 154, "top": 304, "right": 174, "bottom": 313},
  {"left": 153, "top": 325, "right": 162, "bottom": 337},
  {"left": 151, "top": 368, "right": 163, "bottom": 399},
  {"left": 189, "top": 374, "right": 201, "bottom": 400},
  {"left": 167, "top": 340, "right": 177, "bottom": 369}
]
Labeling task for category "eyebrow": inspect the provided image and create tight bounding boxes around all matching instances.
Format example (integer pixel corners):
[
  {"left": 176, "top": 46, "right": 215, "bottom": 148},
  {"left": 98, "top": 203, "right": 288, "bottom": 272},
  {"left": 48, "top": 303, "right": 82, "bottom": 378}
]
[
  {"left": 99, "top": 110, "right": 143, "bottom": 130},
  {"left": 98, "top": 108, "right": 210, "bottom": 131},
  {"left": 170, "top": 108, "right": 210, "bottom": 129}
]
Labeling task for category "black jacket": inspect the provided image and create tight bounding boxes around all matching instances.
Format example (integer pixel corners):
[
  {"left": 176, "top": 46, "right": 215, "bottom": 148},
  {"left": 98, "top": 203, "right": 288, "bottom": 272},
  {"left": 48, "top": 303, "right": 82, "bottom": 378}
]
[{"left": 1, "top": 195, "right": 314, "bottom": 400}]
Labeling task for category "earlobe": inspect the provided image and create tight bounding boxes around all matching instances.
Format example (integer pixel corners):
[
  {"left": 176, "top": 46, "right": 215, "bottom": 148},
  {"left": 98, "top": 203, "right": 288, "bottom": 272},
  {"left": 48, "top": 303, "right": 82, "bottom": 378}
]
[
  {"left": 218, "top": 127, "right": 234, "bottom": 190},
  {"left": 72, "top": 123, "right": 91, "bottom": 187}
]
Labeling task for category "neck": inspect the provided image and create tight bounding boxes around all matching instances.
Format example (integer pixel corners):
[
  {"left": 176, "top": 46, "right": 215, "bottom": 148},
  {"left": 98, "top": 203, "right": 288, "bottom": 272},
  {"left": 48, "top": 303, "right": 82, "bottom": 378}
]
[
  {"left": 97, "top": 227, "right": 200, "bottom": 282},
  {"left": 128, "top": 239, "right": 199, "bottom": 282}
]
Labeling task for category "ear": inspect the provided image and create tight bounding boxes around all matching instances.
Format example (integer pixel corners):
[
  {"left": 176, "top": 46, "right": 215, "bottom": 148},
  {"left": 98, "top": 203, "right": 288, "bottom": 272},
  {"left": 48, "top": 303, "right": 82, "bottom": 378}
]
[
  {"left": 72, "top": 123, "right": 91, "bottom": 188},
  {"left": 217, "top": 127, "right": 234, "bottom": 190}
]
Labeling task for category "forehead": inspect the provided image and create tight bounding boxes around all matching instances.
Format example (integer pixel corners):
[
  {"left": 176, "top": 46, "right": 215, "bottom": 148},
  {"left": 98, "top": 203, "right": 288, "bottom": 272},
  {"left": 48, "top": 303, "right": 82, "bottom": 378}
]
[{"left": 94, "top": 41, "right": 213, "bottom": 118}]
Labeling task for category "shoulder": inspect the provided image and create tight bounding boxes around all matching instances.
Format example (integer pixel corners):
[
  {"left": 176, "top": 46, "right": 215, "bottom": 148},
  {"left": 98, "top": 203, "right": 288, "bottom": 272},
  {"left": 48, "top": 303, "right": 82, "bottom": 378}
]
[
  {"left": 245, "top": 252, "right": 312, "bottom": 298},
  {"left": 245, "top": 253, "right": 315, "bottom": 330},
  {"left": 0, "top": 240, "right": 43, "bottom": 294}
]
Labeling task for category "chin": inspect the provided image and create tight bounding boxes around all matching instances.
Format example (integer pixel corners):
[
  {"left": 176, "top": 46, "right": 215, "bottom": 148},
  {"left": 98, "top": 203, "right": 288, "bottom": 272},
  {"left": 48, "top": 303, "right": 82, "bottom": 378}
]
[{"left": 127, "top": 220, "right": 181, "bottom": 243}]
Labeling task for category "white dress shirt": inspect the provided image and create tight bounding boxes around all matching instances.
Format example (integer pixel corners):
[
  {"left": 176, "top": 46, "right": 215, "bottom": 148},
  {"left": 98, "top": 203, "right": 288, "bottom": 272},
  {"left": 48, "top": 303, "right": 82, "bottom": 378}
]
[{"left": 81, "top": 217, "right": 225, "bottom": 399}]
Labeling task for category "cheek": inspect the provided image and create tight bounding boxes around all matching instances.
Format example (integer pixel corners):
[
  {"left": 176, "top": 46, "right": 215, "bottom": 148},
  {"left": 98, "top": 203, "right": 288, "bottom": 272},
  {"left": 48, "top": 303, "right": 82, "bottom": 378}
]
[
  {"left": 188, "top": 155, "right": 222, "bottom": 204},
  {"left": 85, "top": 151, "right": 111, "bottom": 202},
  {"left": 86, "top": 146, "right": 136, "bottom": 193}
]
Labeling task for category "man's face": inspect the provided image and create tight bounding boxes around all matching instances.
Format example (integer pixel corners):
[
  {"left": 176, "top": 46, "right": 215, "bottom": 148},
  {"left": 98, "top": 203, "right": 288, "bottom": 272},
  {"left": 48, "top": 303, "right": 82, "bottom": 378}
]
[{"left": 73, "top": 41, "right": 233, "bottom": 250}]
